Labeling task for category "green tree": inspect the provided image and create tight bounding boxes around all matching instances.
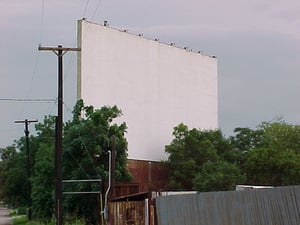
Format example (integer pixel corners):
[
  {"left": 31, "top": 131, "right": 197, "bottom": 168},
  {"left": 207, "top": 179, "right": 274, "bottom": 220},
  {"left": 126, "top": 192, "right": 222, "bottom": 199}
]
[
  {"left": 31, "top": 143, "right": 55, "bottom": 221},
  {"left": 229, "top": 127, "right": 265, "bottom": 166},
  {"left": 0, "top": 144, "right": 27, "bottom": 207},
  {"left": 260, "top": 120, "right": 300, "bottom": 153},
  {"left": 30, "top": 115, "right": 56, "bottom": 221},
  {"left": 242, "top": 120, "right": 300, "bottom": 185},
  {"left": 194, "top": 160, "right": 246, "bottom": 191},
  {"left": 62, "top": 100, "right": 131, "bottom": 224},
  {"left": 165, "top": 123, "right": 243, "bottom": 191},
  {"left": 0, "top": 101, "right": 131, "bottom": 224},
  {"left": 244, "top": 147, "right": 300, "bottom": 185},
  {"left": 0, "top": 117, "right": 56, "bottom": 211},
  {"left": 230, "top": 127, "right": 265, "bottom": 152}
]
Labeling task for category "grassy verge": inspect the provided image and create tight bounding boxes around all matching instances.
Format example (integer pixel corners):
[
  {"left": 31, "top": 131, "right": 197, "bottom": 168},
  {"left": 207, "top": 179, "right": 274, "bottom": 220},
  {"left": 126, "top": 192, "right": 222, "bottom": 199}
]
[
  {"left": 12, "top": 215, "right": 85, "bottom": 225},
  {"left": 12, "top": 216, "right": 53, "bottom": 225},
  {"left": 12, "top": 216, "right": 29, "bottom": 225}
]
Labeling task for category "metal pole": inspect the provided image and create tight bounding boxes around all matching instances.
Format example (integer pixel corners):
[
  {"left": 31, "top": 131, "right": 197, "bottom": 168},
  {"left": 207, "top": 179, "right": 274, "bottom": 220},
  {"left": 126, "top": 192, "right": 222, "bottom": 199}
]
[
  {"left": 111, "top": 136, "right": 116, "bottom": 199},
  {"left": 103, "top": 151, "right": 111, "bottom": 221}
]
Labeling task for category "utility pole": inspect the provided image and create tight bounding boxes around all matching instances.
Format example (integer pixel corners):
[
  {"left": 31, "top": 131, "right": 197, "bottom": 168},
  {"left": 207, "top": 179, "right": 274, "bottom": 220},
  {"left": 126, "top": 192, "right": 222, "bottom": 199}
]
[
  {"left": 15, "top": 119, "right": 38, "bottom": 220},
  {"left": 38, "top": 45, "right": 80, "bottom": 225}
]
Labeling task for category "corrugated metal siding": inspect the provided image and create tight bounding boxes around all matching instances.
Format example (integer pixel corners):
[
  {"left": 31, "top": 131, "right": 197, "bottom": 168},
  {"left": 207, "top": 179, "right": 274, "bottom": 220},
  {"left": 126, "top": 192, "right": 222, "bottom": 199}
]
[{"left": 156, "top": 186, "right": 300, "bottom": 225}]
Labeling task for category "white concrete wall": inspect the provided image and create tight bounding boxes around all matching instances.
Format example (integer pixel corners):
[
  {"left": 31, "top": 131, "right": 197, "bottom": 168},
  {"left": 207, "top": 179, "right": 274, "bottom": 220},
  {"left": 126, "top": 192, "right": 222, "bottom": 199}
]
[{"left": 77, "top": 20, "right": 218, "bottom": 161}]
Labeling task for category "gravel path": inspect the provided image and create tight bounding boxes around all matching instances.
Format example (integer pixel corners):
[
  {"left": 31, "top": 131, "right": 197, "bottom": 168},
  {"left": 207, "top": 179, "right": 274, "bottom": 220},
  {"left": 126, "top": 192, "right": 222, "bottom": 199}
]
[{"left": 0, "top": 208, "right": 12, "bottom": 225}]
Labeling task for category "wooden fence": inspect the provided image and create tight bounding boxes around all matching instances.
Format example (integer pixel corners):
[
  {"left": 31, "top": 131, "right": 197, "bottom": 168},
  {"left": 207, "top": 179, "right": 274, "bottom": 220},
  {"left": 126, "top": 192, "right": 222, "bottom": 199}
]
[{"left": 108, "top": 200, "right": 148, "bottom": 225}]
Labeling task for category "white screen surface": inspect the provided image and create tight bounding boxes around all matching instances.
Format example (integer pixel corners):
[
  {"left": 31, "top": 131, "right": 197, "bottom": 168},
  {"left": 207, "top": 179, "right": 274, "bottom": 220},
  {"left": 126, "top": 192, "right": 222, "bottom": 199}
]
[{"left": 77, "top": 20, "right": 218, "bottom": 161}]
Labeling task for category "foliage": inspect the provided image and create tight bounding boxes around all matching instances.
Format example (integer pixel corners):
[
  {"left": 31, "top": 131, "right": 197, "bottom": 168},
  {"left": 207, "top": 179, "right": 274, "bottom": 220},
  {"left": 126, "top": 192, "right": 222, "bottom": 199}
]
[
  {"left": 31, "top": 143, "right": 55, "bottom": 220},
  {"left": 230, "top": 127, "right": 265, "bottom": 152},
  {"left": 0, "top": 143, "right": 27, "bottom": 207},
  {"left": 165, "top": 120, "right": 300, "bottom": 192},
  {"left": 30, "top": 116, "right": 56, "bottom": 221},
  {"left": 193, "top": 160, "right": 246, "bottom": 191},
  {"left": 0, "top": 100, "right": 130, "bottom": 224},
  {"left": 0, "top": 116, "right": 56, "bottom": 210},
  {"left": 62, "top": 100, "right": 131, "bottom": 224},
  {"left": 3, "top": 102, "right": 300, "bottom": 223},
  {"left": 242, "top": 121, "right": 300, "bottom": 185},
  {"left": 165, "top": 123, "right": 243, "bottom": 191}
]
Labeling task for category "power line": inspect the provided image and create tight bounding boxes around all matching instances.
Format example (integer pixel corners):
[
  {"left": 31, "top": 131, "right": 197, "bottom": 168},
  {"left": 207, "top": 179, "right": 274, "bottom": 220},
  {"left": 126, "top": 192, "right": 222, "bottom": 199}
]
[
  {"left": 91, "top": 0, "right": 102, "bottom": 20},
  {"left": 0, "top": 98, "right": 56, "bottom": 103},
  {"left": 18, "top": 0, "right": 46, "bottom": 120},
  {"left": 40, "top": 0, "right": 45, "bottom": 44},
  {"left": 64, "top": 149, "right": 92, "bottom": 179},
  {"left": 24, "top": 0, "right": 45, "bottom": 104},
  {"left": 82, "top": 0, "right": 91, "bottom": 18}
]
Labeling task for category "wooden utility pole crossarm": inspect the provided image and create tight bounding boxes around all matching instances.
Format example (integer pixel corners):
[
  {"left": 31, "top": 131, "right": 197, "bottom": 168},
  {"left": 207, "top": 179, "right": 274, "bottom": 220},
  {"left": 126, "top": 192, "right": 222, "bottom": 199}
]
[{"left": 38, "top": 45, "right": 81, "bottom": 56}]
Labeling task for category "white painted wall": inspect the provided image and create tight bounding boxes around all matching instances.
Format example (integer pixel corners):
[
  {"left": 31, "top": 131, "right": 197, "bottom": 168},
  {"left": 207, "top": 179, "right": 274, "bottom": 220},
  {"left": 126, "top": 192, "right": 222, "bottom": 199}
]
[{"left": 77, "top": 20, "right": 218, "bottom": 161}]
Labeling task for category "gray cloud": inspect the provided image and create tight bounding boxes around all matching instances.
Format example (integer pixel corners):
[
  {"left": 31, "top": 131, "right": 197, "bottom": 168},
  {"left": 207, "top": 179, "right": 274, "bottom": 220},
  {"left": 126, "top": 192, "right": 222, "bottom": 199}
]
[{"left": 0, "top": 0, "right": 300, "bottom": 147}]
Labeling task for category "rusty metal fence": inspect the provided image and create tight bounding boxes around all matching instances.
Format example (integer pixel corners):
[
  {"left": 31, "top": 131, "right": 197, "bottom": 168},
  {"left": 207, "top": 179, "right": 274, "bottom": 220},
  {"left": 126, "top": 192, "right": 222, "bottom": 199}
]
[{"left": 156, "top": 185, "right": 300, "bottom": 225}]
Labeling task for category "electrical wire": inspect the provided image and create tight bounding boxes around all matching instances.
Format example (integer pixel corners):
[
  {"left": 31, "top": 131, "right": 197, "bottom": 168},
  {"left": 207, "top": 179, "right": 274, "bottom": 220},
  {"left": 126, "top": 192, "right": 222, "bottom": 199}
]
[
  {"left": 40, "top": 0, "right": 45, "bottom": 44},
  {"left": 24, "top": 0, "right": 45, "bottom": 98},
  {"left": 63, "top": 101, "right": 102, "bottom": 178},
  {"left": 65, "top": 149, "right": 92, "bottom": 179},
  {"left": 82, "top": 0, "right": 91, "bottom": 18},
  {"left": 15, "top": 0, "right": 47, "bottom": 121},
  {"left": 63, "top": 122, "right": 102, "bottom": 179},
  {"left": 63, "top": 102, "right": 74, "bottom": 119},
  {"left": 29, "top": 1, "right": 105, "bottom": 180},
  {"left": 79, "top": 134, "right": 102, "bottom": 178},
  {"left": 0, "top": 98, "right": 56, "bottom": 103},
  {"left": 91, "top": 0, "right": 102, "bottom": 20}
]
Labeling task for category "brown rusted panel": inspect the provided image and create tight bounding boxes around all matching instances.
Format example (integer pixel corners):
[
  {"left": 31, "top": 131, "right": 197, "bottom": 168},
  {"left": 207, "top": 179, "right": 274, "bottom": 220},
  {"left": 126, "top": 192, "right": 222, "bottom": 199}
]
[
  {"left": 127, "top": 159, "right": 169, "bottom": 192},
  {"left": 113, "top": 182, "right": 140, "bottom": 198}
]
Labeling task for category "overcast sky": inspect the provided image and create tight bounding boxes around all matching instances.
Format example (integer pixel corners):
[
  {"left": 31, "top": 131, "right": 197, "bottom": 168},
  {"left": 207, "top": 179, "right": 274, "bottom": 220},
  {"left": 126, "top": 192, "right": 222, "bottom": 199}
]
[{"left": 1, "top": 0, "right": 300, "bottom": 147}]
